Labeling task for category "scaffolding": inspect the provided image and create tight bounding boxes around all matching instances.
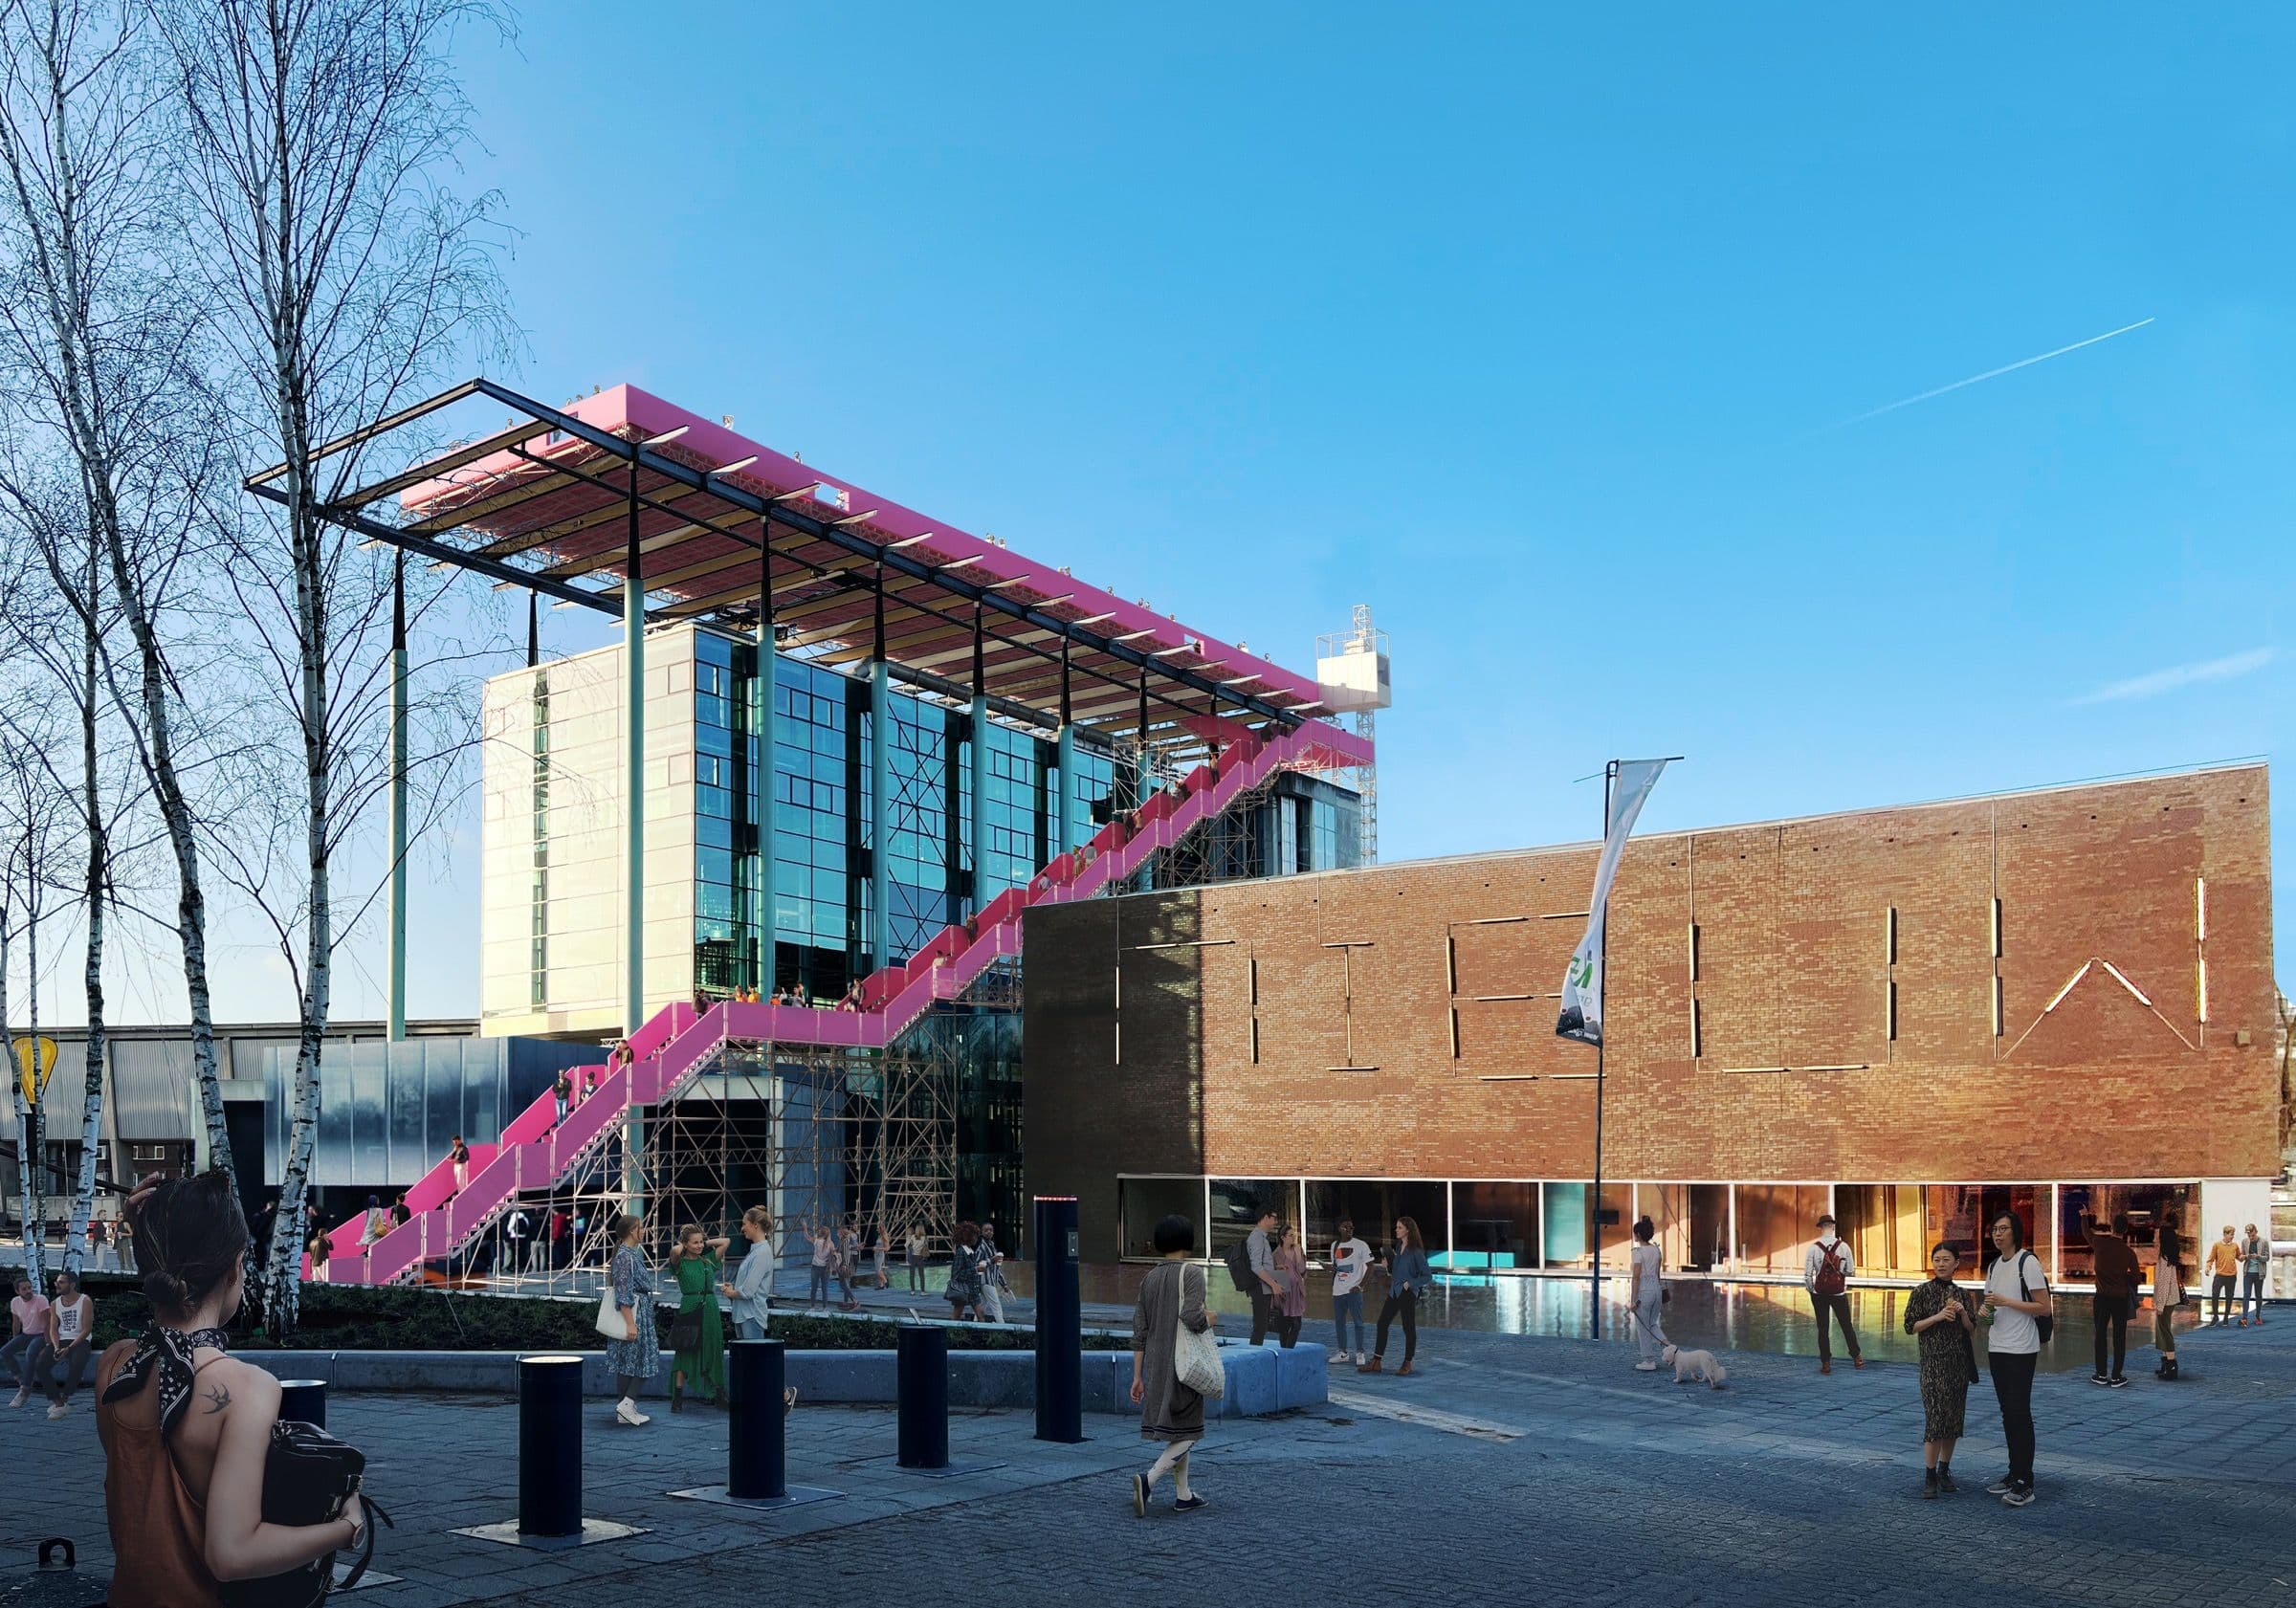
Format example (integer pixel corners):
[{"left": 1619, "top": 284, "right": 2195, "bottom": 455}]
[{"left": 428, "top": 1032, "right": 959, "bottom": 1289}]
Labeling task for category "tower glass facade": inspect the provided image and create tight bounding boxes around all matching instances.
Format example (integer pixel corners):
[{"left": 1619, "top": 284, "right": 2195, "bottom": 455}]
[{"left": 485, "top": 624, "right": 1323, "bottom": 1036}]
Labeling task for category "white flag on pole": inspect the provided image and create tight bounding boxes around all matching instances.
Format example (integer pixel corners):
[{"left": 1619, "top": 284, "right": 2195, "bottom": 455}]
[{"left": 1556, "top": 759, "right": 1668, "bottom": 1046}]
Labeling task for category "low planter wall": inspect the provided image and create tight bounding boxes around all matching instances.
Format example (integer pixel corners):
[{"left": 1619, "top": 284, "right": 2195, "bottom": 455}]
[{"left": 234, "top": 1339, "right": 1328, "bottom": 1417}]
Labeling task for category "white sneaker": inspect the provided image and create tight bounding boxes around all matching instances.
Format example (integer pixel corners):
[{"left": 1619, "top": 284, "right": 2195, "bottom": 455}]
[
  {"left": 46, "top": 1401, "right": 67, "bottom": 1420},
  {"left": 7, "top": 1388, "right": 25, "bottom": 1408},
  {"left": 615, "top": 1398, "right": 650, "bottom": 1426},
  {"left": 1634, "top": 1361, "right": 1660, "bottom": 1372},
  {"left": 1354, "top": 1352, "right": 1367, "bottom": 1366}
]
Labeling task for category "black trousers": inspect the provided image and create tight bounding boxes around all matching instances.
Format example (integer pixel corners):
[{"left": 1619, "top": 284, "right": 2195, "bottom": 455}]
[
  {"left": 1375, "top": 1289, "right": 1419, "bottom": 1361},
  {"left": 1248, "top": 1287, "right": 1274, "bottom": 1346},
  {"left": 2091, "top": 1292, "right": 2129, "bottom": 1377},
  {"left": 1989, "top": 1351, "right": 2038, "bottom": 1487},
  {"left": 1276, "top": 1314, "right": 1301, "bottom": 1349},
  {"left": 1811, "top": 1290, "right": 1860, "bottom": 1362},
  {"left": 2210, "top": 1274, "right": 2237, "bottom": 1323}
]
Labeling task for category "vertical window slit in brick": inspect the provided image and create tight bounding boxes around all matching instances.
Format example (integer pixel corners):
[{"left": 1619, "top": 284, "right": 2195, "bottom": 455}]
[
  {"left": 1991, "top": 974, "right": 2002, "bottom": 1039},
  {"left": 1990, "top": 896, "right": 2002, "bottom": 958},
  {"left": 1887, "top": 980, "right": 1897, "bottom": 1042},
  {"left": 1886, "top": 906, "right": 1898, "bottom": 966},
  {"left": 1445, "top": 933, "right": 1457, "bottom": 996},
  {"left": 1448, "top": 1006, "right": 1460, "bottom": 1060},
  {"left": 1690, "top": 998, "right": 1702, "bottom": 1060},
  {"left": 1688, "top": 922, "right": 1700, "bottom": 982}
]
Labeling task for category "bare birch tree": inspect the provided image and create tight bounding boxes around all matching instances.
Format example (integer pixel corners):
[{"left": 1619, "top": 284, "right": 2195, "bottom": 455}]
[
  {"left": 155, "top": 0, "right": 513, "bottom": 1330},
  {"left": 0, "top": 696, "right": 69, "bottom": 1289},
  {"left": 0, "top": 0, "right": 242, "bottom": 1201}
]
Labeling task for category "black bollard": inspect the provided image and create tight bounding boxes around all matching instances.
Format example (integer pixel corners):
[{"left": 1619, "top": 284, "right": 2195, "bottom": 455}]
[
  {"left": 276, "top": 1378, "right": 327, "bottom": 1429},
  {"left": 895, "top": 1325, "right": 949, "bottom": 1469},
  {"left": 516, "top": 1355, "right": 584, "bottom": 1537},
  {"left": 1033, "top": 1196, "right": 1082, "bottom": 1443},
  {"left": 726, "top": 1340, "right": 786, "bottom": 1501}
]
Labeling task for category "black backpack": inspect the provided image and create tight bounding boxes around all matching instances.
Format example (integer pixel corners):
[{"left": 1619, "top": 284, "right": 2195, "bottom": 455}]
[{"left": 1224, "top": 1234, "right": 1257, "bottom": 1293}]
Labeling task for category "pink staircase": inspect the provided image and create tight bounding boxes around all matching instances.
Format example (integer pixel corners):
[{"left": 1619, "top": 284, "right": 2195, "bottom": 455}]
[{"left": 313, "top": 724, "right": 1331, "bottom": 1286}]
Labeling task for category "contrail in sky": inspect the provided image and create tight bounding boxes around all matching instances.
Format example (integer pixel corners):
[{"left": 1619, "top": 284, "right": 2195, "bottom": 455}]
[{"left": 1825, "top": 317, "right": 2154, "bottom": 430}]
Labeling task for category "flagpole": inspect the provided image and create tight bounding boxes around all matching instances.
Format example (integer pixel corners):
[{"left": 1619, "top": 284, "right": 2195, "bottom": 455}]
[{"left": 1590, "top": 759, "right": 1615, "bottom": 1341}]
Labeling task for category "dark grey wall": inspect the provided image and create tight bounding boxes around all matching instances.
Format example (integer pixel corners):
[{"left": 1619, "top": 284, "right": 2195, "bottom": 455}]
[{"left": 1022, "top": 892, "right": 1206, "bottom": 1260}]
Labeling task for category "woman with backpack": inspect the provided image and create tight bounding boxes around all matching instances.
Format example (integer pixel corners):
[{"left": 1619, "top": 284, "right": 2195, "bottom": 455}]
[
  {"left": 1127, "top": 1214, "right": 1215, "bottom": 1517},
  {"left": 1978, "top": 1210, "right": 2050, "bottom": 1508}
]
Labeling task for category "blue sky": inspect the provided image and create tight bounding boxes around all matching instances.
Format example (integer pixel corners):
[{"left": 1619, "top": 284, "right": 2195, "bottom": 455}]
[{"left": 89, "top": 6, "right": 2296, "bottom": 1024}]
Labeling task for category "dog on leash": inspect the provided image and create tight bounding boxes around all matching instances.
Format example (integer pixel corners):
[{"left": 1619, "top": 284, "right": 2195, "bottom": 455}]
[{"left": 1660, "top": 1343, "right": 1728, "bottom": 1389}]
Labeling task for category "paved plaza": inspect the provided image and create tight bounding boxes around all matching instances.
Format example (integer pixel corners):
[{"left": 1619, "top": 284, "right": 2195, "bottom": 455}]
[{"left": 7, "top": 1314, "right": 2293, "bottom": 1605}]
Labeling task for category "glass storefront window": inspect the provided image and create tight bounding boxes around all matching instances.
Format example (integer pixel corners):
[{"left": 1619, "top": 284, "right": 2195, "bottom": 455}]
[
  {"left": 1116, "top": 1178, "right": 1203, "bottom": 1261},
  {"left": 1837, "top": 1183, "right": 1929, "bottom": 1279},
  {"left": 1643, "top": 1183, "right": 1731, "bottom": 1273},
  {"left": 1732, "top": 1184, "right": 1831, "bottom": 1275},
  {"left": 1305, "top": 1179, "right": 1448, "bottom": 1260},
  {"left": 1208, "top": 1178, "right": 1292, "bottom": 1263},
  {"left": 1449, "top": 1181, "right": 1534, "bottom": 1273}
]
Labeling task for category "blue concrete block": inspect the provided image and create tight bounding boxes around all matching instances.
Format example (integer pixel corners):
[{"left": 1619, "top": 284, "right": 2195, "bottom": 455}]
[
  {"left": 1274, "top": 1342, "right": 1330, "bottom": 1409},
  {"left": 1219, "top": 1343, "right": 1278, "bottom": 1419}
]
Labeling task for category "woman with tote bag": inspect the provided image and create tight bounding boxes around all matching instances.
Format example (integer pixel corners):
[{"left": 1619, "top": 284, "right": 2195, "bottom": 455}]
[{"left": 1128, "top": 1215, "right": 1219, "bottom": 1518}]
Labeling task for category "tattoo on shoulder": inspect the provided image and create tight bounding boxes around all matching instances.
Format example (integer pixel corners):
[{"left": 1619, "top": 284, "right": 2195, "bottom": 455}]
[{"left": 203, "top": 1383, "right": 231, "bottom": 1415}]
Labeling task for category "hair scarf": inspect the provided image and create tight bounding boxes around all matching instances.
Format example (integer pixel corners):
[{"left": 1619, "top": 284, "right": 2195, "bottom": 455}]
[{"left": 99, "top": 1325, "right": 232, "bottom": 1440}]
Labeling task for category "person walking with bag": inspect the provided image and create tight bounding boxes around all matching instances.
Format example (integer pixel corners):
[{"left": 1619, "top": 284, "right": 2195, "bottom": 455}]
[
  {"left": 1358, "top": 1216, "right": 1431, "bottom": 1376},
  {"left": 905, "top": 1223, "right": 928, "bottom": 1292},
  {"left": 2239, "top": 1223, "right": 2268, "bottom": 1327},
  {"left": 1803, "top": 1213, "right": 1863, "bottom": 1373},
  {"left": 1903, "top": 1242, "right": 1977, "bottom": 1498},
  {"left": 604, "top": 1213, "right": 660, "bottom": 1425},
  {"left": 1979, "top": 1210, "right": 2050, "bottom": 1508},
  {"left": 978, "top": 1223, "right": 1008, "bottom": 1322},
  {"left": 1128, "top": 1214, "right": 1216, "bottom": 1516},
  {"left": 2086, "top": 1212, "right": 2139, "bottom": 1386},
  {"left": 99, "top": 1169, "right": 373, "bottom": 1606},
  {"left": 668, "top": 1224, "right": 730, "bottom": 1410},
  {"left": 2152, "top": 1206, "right": 2187, "bottom": 1380},
  {"left": 945, "top": 1222, "right": 986, "bottom": 1320},
  {"left": 1628, "top": 1215, "right": 1669, "bottom": 1372}
]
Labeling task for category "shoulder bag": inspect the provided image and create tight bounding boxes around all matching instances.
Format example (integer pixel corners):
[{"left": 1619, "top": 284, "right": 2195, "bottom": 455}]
[
  {"left": 219, "top": 1419, "right": 392, "bottom": 1608},
  {"left": 593, "top": 1285, "right": 627, "bottom": 1339},
  {"left": 1172, "top": 1265, "right": 1225, "bottom": 1399},
  {"left": 2015, "top": 1250, "right": 2054, "bottom": 1344}
]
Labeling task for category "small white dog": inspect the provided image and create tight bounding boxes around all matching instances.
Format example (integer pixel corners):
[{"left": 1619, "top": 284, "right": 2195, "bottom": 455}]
[{"left": 1660, "top": 1343, "right": 1728, "bottom": 1389}]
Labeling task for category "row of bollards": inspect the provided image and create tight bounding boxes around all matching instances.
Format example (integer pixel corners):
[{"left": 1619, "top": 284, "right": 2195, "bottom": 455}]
[{"left": 501, "top": 1197, "right": 1086, "bottom": 1537}]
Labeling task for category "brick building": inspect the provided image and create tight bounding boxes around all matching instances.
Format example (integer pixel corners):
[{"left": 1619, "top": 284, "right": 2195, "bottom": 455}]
[{"left": 1023, "top": 762, "right": 2277, "bottom": 1289}]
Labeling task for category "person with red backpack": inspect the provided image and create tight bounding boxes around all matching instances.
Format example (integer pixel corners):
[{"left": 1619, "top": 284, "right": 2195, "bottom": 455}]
[{"left": 1802, "top": 1213, "right": 1864, "bottom": 1374}]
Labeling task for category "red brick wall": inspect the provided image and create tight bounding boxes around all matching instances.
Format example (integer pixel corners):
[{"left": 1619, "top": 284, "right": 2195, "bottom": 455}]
[{"left": 1031, "top": 764, "right": 2276, "bottom": 1190}]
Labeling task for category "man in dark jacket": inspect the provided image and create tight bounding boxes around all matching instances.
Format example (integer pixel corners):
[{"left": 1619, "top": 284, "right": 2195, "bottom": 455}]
[{"left": 2086, "top": 1212, "right": 2141, "bottom": 1387}]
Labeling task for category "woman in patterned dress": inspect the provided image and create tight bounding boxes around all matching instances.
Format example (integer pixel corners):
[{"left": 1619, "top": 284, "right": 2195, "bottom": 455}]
[
  {"left": 1903, "top": 1242, "right": 1976, "bottom": 1498},
  {"left": 606, "top": 1213, "right": 660, "bottom": 1426}
]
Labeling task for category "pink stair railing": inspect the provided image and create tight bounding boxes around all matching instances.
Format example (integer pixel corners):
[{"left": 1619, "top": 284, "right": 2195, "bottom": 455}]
[{"left": 330, "top": 726, "right": 1308, "bottom": 1286}]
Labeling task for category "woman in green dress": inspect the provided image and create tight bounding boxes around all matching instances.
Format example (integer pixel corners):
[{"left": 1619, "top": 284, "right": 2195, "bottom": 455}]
[
  {"left": 669, "top": 1223, "right": 731, "bottom": 1410},
  {"left": 1903, "top": 1241, "right": 1977, "bottom": 1499}
]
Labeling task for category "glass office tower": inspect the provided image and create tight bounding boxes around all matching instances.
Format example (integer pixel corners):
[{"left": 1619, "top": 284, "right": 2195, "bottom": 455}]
[{"left": 480, "top": 623, "right": 1358, "bottom": 1040}]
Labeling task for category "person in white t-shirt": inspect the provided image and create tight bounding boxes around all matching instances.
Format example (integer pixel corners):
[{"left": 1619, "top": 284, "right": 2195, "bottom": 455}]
[
  {"left": 1979, "top": 1211, "right": 2050, "bottom": 1508},
  {"left": 40, "top": 1271, "right": 94, "bottom": 1421},
  {"left": 1328, "top": 1220, "right": 1372, "bottom": 1365},
  {"left": 1628, "top": 1215, "right": 1668, "bottom": 1371}
]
